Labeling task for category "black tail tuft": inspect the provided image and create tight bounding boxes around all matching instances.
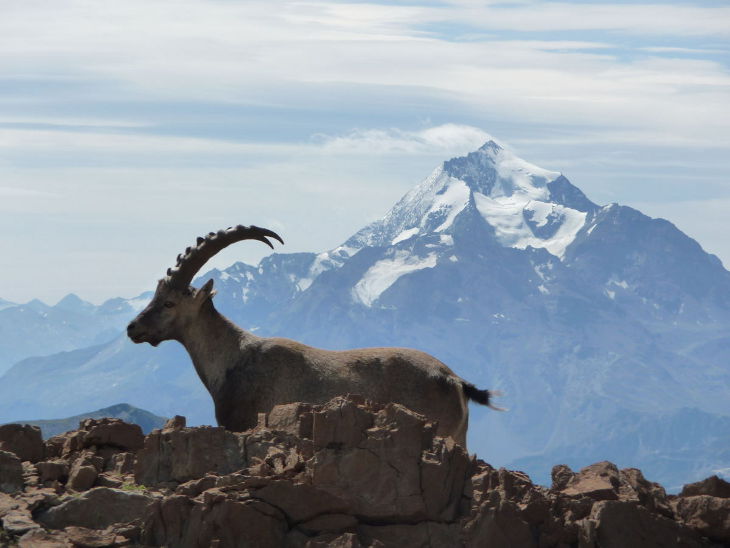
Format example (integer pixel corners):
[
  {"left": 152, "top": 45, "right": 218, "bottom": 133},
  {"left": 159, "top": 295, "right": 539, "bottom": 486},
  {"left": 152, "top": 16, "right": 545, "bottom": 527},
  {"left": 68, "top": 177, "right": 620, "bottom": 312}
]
[{"left": 462, "top": 383, "right": 507, "bottom": 411}]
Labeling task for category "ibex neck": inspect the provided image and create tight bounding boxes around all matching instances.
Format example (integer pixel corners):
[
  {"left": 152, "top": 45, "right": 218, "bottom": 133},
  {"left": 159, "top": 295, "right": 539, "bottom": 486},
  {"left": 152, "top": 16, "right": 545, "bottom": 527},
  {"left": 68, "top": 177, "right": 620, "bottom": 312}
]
[{"left": 178, "top": 304, "right": 256, "bottom": 394}]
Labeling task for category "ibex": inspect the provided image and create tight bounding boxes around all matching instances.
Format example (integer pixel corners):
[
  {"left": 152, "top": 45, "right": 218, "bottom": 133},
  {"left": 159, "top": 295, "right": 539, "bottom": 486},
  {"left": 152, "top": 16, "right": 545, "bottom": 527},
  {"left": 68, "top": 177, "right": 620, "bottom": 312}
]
[{"left": 127, "top": 225, "right": 503, "bottom": 447}]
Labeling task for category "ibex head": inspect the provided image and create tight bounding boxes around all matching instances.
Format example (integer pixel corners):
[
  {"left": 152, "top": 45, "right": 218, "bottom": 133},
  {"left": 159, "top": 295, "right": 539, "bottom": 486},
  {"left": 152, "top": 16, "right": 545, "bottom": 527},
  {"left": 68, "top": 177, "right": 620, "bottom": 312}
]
[{"left": 127, "top": 225, "right": 283, "bottom": 346}]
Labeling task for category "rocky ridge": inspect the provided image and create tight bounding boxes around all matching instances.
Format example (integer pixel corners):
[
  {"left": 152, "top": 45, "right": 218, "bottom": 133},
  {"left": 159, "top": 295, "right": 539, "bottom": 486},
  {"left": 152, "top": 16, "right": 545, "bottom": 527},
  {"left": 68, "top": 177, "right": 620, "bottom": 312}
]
[{"left": 0, "top": 397, "right": 728, "bottom": 547}]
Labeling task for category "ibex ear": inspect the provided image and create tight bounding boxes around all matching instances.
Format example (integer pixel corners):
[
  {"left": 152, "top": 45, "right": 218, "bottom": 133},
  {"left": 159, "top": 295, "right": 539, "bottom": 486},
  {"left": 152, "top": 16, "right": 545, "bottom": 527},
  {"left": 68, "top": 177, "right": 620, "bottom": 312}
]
[{"left": 195, "top": 279, "right": 217, "bottom": 302}]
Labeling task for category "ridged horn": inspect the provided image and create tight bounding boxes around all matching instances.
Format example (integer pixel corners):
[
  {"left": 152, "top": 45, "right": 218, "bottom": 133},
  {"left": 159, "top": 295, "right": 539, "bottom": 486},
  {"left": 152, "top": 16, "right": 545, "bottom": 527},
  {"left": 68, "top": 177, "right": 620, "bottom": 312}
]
[{"left": 165, "top": 225, "right": 284, "bottom": 289}]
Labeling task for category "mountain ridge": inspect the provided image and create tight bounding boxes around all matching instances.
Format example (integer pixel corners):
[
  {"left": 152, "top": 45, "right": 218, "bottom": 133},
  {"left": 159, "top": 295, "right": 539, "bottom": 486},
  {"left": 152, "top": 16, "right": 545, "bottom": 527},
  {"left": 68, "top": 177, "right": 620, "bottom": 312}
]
[{"left": 1, "top": 139, "right": 728, "bottom": 489}]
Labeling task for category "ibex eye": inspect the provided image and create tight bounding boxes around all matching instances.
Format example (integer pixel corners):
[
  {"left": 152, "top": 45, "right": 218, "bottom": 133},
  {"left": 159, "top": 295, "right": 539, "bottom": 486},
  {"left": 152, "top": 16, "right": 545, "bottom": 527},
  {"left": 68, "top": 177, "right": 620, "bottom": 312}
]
[{"left": 164, "top": 301, "right": 175, "bottom": 308}]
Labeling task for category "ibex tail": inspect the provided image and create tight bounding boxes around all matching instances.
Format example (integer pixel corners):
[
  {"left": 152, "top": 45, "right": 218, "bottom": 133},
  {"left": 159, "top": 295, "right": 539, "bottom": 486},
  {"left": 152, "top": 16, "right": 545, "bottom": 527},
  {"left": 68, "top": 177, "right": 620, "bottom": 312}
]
[{"left": 462, "top": 383, "right": 507, "bottom": 411}]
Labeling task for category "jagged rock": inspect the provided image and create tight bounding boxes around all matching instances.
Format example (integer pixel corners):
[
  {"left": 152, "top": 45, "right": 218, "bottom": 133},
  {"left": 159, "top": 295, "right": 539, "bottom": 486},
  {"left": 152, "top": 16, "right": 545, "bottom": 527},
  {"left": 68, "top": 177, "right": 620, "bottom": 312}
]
[
  {"left": 0, "top": 398, "right": 727, "bottom": 547},
  {"left": 2, "top": 509, "right": 41, "bottom": 536},
  {"left": 0, "top": 424, "right": 44, "bottom": 463},
  {"left": 37, "top": 487, "right": 156, "bottom": 530},
  {"left": 681, "top": 475, "right": 730, "bottom": 499},
  {"left": 551, "top": 463, "right": 575, "bottom": 490},
  {"left": 80, "top": 418, "right": 144, "bottom": 451},
  {"left": 65, "top": 525, "right": 124, "bottom": 547},
  {"left": 673, "top": 495, "right": 730, "bottom": 544},
  {"left": 142, "top": 491, "right": 288, "bottom": 547},
  {"left": 67, "top": 464, "right": 98, "bottom": 492},
  {"left": 134, "top": 425, "right": 244, "bottom": 485},
  {"left": 36, "top": 460, "right": 70, "bottom": 485},
  {"left": 582, "top": 500, "right": 712, "bottom": 548},
  {"left": 560, "top": 461, "right": 620, "bottom": 501},
  {"left": 267, "top": 402, "right": 314, "bottom": 438},
  {"left": 162, "top": 415, "right": 186, "bottom": 432},
  {"left": 17, "top": 529, "right": 70, "bottom": 547},
  {"left": 619, "top": 467, "right": 673, "bottom": 518},
  {"left": 0, "top": 450, "right": 24, "bottom": 493}
]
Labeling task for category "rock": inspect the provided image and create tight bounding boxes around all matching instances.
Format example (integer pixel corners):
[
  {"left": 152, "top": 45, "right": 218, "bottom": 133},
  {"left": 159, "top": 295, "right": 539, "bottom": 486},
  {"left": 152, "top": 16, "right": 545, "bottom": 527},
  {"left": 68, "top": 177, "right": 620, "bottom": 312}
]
[
  {"left": 673, "top": 495, "right": 730, "bottom": 544},
  {"left": 2, "top": 509, "right": 40, "bottom": 536},
  {"left": 36, "top": 460, "right": 70, "bottom": 485},
  {"left": 560, "top": 461, "right": 620, "bottom": 501},
  {"left": 0, "top": 450, "right": 24, "bottom": 493},
  {"left": 312, "top": 396, "right": 373, "bottom": 449},
  {"left": 297, "top": 513, "right": 358, "bottom": 535},
  {"left": 681, "top": 475, "right": 730, "bottom": 499},
  {"left": 37, "top": 487, "right": 155, "bottom": 530},
  {"left": 584, "top": 500, "right": 710, "bottom": 548},
  {"left": 162, "top": 415, "right": 186, "bottom": 432},
  {"left": 551, "top": 464, "right": 575, "bottom": 490},
  {"left": 267, "top": 402, "right": 314, "bottom": 438},
  {"left": 80, "top": 418, "right": 144, "bottom": 452},
  {"left": 17, "top": 529, "right": 70, "bottom": 548},
  {"left": 618, "top": 467, "right": 672, "bottom": 518},
  {"left": 67, "top": 464, "right": 98, "bottom": 492},
  {"left": 134, "top": 426, "right": 244, "bottom": 486},
  {"left": 0, "top": 397, "right": 727, "bottom": 547},
  {"left": 65, "top": 526, "right": 122, "bottom": 547},
  {"left": 95, "top": 473, "right": 124, "bottom": 489},
  {"left": 142, "top": 492, "right": 287, "bottom": 547},
  {"left": 0, "top": 424, "right": 44, "bottom": 463}
]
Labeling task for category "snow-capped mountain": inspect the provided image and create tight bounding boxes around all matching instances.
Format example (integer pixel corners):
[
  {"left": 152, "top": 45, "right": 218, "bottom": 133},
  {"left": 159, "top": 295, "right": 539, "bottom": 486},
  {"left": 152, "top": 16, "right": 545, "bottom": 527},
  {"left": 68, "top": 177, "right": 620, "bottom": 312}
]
[{"left": 2, "top": 140, "right": 729, "bottom": 490}]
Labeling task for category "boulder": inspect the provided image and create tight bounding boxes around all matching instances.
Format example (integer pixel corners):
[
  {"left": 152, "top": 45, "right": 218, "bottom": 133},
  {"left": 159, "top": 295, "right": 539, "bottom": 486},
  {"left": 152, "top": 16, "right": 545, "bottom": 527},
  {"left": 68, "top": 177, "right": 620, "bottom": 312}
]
[
  {"left": 37, "top": 487, "right": 156, "bottom": 530},
  {"left": 0, "top": 450, "right": 24, "bottom": 493},
  {"left": 582, "top": 500, "right": 710, "bottom": 548},
  {"left": 681, "top": 475, "right": 730, "bottom": 499},
  {"left": 560, "top": 461, "right": 620, "bottom": 501},
  {"left": 80, "top": 418, "right": 144, "bottom": 451},
  {"left": 0, "top": 424, "right": 44, "bottom": 463},
  {"left": 67, "top": 464, "right": 98, "bottom": 492},
  {"left": 134, "top": 425, "right": 245, "bottom": 486},
  {"left": 673, "top": 495, "right": 730, "bottom": 544},
  {"left": 35, "top": 460, "right": 69, "bottom": 485}
]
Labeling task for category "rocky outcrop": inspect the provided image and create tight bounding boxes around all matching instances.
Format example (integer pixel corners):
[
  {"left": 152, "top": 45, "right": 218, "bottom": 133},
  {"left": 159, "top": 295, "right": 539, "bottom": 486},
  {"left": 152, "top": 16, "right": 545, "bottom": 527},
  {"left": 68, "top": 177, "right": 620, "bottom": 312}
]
[{"left": 0, "top": 396, "right": 727, "bottom": 547}]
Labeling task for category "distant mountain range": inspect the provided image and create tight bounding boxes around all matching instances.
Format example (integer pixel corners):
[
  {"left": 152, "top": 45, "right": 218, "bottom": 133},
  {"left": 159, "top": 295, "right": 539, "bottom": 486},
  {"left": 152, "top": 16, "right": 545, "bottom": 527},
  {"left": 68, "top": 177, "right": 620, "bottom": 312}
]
[
  {"left": 2, "top": 140, "right": 728, "bottom": 490},
  {"left": 3, "top": 403, "right": 167, "bottom": 439}
]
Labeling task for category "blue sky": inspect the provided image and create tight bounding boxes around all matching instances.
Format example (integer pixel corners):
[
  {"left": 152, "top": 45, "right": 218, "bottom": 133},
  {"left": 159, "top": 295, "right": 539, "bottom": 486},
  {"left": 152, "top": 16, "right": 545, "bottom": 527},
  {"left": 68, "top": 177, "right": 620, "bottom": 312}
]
[{"left": 1, "top": 0, "right": 728, "bottom": 303}]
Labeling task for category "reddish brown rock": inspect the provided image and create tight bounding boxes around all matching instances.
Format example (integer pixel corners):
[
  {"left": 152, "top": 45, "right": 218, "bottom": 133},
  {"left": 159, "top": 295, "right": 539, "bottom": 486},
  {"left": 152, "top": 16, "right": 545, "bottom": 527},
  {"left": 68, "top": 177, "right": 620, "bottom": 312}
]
[
  {"left": 80, "top": 418, "right": 144, "bottom": 452},
  {"left": 583, "top": 499, "right": 711, "bottom": 548},
  {"left": 37, "top": 487, "right": 155, "bottom": 530},
  {"left": 561, "top": 461, "right": 620, "bottom": 501},
  {"left": 681, "top": 475, "right": 730, "bottom": 499},
  {"left": 673, "top": 495, "right": 730, "bottom": 544},
  {"left": 36, "top": 460, "right": 70, "bottom": 485},
  {"left": 134, "top": 425, "right": 244, "bottom": 485},
  {"left": 162, "top": 415, "right": 186, "bottom": 432},
  {"left": 0, "top": 398, "right": 727, "bottom": 548},
  {"left": 67, "top": 464, "right": 98, "bottom": 492},
  {"left": 0, "top": 450, "right": 24, "bottom": 493},
  {"left": 0, "top": 424, "right": 44, "bottom": 463},
  {"left": 267, "top": 402, "right": 314, "bottom": 438}
]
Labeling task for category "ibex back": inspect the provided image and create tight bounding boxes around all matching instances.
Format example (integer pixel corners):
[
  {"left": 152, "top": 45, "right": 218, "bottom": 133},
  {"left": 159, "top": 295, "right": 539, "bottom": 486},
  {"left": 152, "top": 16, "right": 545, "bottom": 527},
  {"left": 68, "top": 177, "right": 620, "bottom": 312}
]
[{"left": 127, "top": 225, "right": 503, "bottom": 447}]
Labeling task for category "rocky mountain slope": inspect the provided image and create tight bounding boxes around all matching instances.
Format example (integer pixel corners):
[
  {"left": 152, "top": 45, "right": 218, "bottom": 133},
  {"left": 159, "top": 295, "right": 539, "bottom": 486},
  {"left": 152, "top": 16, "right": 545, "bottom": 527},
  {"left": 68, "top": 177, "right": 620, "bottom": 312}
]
[
  {"left": 1, "top": 140, "right": 729, "bottom": 490},
  {"left": 1, "top": 396, "right": 728, "bottom": 547}
]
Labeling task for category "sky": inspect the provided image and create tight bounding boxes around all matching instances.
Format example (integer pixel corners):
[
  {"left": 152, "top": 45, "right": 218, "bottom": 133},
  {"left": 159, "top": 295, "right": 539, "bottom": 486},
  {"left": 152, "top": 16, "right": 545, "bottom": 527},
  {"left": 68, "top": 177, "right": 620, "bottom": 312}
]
[{"left": 1, "top": 0, "right": 728, "bottom": 304}]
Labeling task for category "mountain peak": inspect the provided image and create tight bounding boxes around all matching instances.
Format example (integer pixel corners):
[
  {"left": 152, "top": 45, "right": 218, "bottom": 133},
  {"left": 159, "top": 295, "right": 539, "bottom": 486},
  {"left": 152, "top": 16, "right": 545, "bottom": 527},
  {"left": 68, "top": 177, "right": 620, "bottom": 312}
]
[
  {"left": 55, "top": 293, "right": 94, "bottom": 312},
  {"left": 346, "top": 139, "right": 597, "bottom": 260}
]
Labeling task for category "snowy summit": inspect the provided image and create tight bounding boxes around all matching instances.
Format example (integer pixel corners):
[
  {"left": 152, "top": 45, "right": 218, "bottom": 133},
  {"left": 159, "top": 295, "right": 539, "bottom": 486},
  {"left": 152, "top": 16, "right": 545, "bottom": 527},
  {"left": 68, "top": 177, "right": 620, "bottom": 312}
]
[{"left": 347, "top": 141, "right": 597, "bottom": 260}]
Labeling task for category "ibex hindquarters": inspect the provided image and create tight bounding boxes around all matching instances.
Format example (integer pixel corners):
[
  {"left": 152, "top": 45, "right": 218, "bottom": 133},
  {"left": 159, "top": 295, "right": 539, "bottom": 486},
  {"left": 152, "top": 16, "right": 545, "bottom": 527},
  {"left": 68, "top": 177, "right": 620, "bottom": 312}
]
[{"left": 127, "top": 225, "right": 504, "bottom": 450}]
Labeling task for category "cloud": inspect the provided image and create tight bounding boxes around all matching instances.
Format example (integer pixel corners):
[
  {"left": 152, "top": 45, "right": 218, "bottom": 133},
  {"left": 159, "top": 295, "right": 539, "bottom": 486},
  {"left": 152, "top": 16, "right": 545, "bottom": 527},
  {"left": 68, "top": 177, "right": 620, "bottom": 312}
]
[{"left": 314, "top": 124, "right": 497, "bottom": 155}]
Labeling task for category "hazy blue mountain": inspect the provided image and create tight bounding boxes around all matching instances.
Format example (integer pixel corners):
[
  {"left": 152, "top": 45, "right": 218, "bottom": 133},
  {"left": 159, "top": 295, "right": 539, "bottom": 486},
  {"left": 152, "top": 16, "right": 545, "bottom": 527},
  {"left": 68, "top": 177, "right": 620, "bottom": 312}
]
[
  {"left": 4, "top": 403, "right": 168, "bottom": 439},
  {"left": 1, "top": 141, "right": 728, "bottom": 489},
  {"left": 0, "top": 292, "right": 151, "bottom": 375}
]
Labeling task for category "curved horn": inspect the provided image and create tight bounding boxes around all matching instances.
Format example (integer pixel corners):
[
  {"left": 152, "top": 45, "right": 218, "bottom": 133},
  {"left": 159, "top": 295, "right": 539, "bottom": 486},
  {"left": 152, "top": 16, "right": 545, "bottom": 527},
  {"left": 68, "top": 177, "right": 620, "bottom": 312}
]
[{"left": 166, "top": 225, "right": 284, "bottom": 289}]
